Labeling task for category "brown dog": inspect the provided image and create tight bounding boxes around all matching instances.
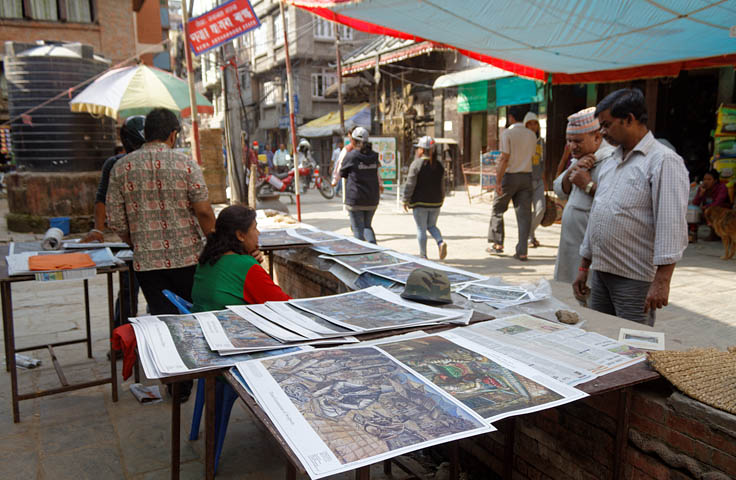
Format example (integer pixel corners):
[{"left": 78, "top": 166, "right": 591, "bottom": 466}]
[{"left": 703, "top": 206, "right": 736, "bottom": 259}]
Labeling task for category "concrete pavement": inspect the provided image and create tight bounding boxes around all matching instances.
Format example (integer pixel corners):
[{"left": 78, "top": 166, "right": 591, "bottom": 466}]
[{"left": 0, "top": 188, "right": 733, "bottom": 479}]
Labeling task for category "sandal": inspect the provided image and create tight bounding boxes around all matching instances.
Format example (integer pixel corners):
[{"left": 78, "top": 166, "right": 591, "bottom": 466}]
[
  {"left": 529, "top": 239, "right": 540, "bottom": 248},
  {"left": 513, "top": 253, "right": 528, "bottom": 262},
  {"left": 486, "top": 244, "right": 504, "bottom": 255}
]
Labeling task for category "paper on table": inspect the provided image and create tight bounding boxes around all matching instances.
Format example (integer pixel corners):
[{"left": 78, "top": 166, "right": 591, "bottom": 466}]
[
  {"left": 375, "top": 332, "right": 587, "bottom": 423},
  {"left": 265, "top": 301, "right": 351, "bottom": 336},
  {"left": 228, "top": 305, "right": 312, "bottom": 342},
  {"left": 286, "top": 227, "right": 341, "bottom": 244},
  {"left": 618, "top": 328, "right": 665, "bottom": 351},
  {"left": 236, "top": 347, "right": 491, "bottom": 479},
  {"left": 288, "top": 286, "right": 462, "bottom": 332},
  {"left": 319, "top": 250, "right": 406, "bottom": 274}
]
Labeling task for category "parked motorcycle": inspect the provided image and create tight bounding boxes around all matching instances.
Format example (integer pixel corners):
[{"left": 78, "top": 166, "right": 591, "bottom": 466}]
[{"left": 256, "top": 157, "right": 335, "bottom": 199}]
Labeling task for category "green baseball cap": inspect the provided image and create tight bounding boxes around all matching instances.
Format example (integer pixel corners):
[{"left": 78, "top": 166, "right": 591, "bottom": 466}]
[{"left": 400, "top": 267, "right": 452, "bottom": 305}]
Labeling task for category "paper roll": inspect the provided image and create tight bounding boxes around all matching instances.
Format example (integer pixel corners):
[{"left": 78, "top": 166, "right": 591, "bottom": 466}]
[{"left": 42, "top": 227, "right": 64, "bottom": 251}]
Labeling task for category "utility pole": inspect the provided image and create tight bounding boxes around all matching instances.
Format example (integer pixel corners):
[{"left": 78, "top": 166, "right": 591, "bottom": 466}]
[
  {"left": 280, "top": 0, "right": 301, "bottom": 221},
  {"left": 221, "top": 45, "right": 245, "bottom": 204},
  {"left": 180, "top": 0, "right": 202, "bottom": 165},
  {"left": 335, "top": 28, "right": 345, "bottom": 135}
]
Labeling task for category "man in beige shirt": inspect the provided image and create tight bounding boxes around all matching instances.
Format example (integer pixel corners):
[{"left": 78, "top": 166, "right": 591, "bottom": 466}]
[{"left": 487, "top": 106, "right": 538, "bottom": 260}]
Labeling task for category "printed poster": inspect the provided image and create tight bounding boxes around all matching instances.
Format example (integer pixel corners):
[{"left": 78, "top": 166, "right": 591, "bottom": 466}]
[{"left": 237, "top": 347, "right": 491, "bottom": 478}]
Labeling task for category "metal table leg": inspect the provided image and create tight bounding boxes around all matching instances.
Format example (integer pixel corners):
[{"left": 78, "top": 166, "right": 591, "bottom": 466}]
[
  {"left": 107, "top": 273, "right": 118, "bottom": 402},
  {"left": 4, "top": 282, "right": 19, "bottom": 423},
  {"left": 2, "top": 280, "right": 10, "bottom": 372},
  {"left": 84, "top": 279, "right": 92, "bottom": 358}
]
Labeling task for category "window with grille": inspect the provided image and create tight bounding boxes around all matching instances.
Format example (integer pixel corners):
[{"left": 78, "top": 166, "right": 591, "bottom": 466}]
[{"left": 273, "top": 10, "right": 288, "bottom": 45}]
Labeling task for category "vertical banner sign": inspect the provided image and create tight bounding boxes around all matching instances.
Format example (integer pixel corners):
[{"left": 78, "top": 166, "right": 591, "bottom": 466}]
[
  {"left": 371, "top": 136, "right": 397, "bottom": 180},
  {"left": 187, "top": 0, "right": 260, "bottom": 56}
]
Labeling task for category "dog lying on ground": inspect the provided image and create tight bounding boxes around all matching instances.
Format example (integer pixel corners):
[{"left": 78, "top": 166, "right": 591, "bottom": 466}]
[{"left": 703, "top": 206, "right": 736, "bottom": 259}]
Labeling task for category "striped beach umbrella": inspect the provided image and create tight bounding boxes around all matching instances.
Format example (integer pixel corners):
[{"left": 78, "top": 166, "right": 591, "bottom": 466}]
[{"left": 69, "top": 64, "right": 213, "bottom": 119}]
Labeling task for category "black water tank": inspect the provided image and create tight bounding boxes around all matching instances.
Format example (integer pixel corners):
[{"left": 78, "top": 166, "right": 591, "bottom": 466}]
[{"left": 5, "top": 41, "right": 116, "bottom": 172}]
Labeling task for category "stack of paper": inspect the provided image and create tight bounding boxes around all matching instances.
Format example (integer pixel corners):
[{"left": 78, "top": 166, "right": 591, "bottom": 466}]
[
  {"left": 453, "top": 314, "right": 647, "bottom": 386},
  {"left": 235, "top": 328, "right": 587, "bottom": 479}
]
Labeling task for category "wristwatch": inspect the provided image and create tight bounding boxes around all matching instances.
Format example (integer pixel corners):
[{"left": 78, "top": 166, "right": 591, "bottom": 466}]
[{"left": 584, "top": 181, "right": 595, "bottom": 195}]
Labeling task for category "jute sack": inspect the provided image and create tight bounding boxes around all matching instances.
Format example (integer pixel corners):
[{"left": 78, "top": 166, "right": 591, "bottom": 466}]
[{"left": 648, "top": 346, "right": 736, "bottom": 415}]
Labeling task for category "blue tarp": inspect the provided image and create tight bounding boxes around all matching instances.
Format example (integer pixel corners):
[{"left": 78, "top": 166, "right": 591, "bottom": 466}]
[{"left": 293, "top": 1, "right": 736, "bottom": 82}]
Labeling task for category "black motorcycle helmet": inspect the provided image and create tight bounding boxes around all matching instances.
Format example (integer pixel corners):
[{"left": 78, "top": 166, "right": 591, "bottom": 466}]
[{"left": 120, "top": 115, "right": 146, "bottom": 153}]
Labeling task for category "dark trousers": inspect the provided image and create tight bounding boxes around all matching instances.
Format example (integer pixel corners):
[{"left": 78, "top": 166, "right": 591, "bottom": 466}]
[
  {"left": 488, "top": 172, "right": 533, "bottom": 256},
  {"left": 348, "top": 208, "right": 377, "bottom": 244},
  {"left": 590, "top": 270, "right": 655, "bottom": 326},
  {"left": 135, "top": 265, "right": 197, "bottom": 315},
  {"left": 114, "top": 269, "right": 140, "bottom": 328}
]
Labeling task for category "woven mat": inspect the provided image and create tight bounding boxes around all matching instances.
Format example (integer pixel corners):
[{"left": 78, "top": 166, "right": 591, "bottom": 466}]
[{"left": 648, "top": 346, "right": 736, "bottom": 415}]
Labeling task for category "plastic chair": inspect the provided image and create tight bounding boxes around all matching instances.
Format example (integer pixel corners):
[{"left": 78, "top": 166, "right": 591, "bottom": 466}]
[{"left": 161, "top": 289, "right": 236, "bottom": 475}]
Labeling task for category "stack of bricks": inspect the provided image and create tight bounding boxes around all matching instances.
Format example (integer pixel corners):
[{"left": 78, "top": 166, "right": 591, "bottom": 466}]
[{"left": 198, "top": 129, "right": 228, "bottom": 204}]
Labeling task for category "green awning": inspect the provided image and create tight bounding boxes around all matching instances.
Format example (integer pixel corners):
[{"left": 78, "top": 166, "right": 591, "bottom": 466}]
[{"left": 433, "top": 66, "right": 512, "bottom": 89}]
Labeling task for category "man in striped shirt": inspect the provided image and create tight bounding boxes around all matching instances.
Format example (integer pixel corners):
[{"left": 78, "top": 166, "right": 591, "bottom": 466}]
[{"left": 573, "top": 89, "right": 689, "bottom": 325}]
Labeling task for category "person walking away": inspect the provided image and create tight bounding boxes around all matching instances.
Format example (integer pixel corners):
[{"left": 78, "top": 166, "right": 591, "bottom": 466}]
[
  {"left": 403, "top": 136, "right": 447, "bottom": 259},
  {"left": 689, "top": 169, "right": 731, "bottom": 242},
  {"left": 573, "top": 89, "right": 689, "bottom": 325},
  {"left": 487, "top": 106, "right": 538, "bottom": 261},
  {"left": 524, "top": 112, "right": 546, "bottom": 248},
  {"left": 83, "top": 115, "right": 147, "bottom": 327},
  {"left": 340, "top": 127, "right": 382, "bottom": 243},
  {"left": 553, "top": 107, "right": 615, "bottom": 287}
]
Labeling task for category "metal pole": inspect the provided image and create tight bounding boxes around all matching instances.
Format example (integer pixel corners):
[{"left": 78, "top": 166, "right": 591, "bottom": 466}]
[
  {"left": 181, "top": 0, "right": 202, "bottom": 165},
  {"left": 280, "top": 1, "right": 301, "bottom": 221},
  {"left": 335, "top": 28, "right": 345, "bottom": 135}
]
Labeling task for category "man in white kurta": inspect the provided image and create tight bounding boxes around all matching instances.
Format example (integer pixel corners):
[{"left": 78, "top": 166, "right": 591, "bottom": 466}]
[{"left": 553, "top": 108, "right": 614, "bottom": 284}]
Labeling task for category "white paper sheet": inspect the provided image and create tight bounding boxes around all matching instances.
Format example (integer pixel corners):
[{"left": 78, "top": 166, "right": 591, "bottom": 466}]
[
  {"left": 228, "top": 305, "right": 312, "bottom": 342},
  {"left": 236, "top": 347, "right": 491, "bottom": 479}
]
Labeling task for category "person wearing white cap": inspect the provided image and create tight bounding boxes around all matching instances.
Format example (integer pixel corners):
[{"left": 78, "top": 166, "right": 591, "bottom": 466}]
[
  {"left": 403, "top": 135, "right": 447, "bottom": 259},
  {"left": 523, "top": 112, "right": 546, "bottom": 248},
  {"left": 552, "top": 107, "right": 614, "bottom": 288},
  {"left": 339, "top": 127, "right": 383, "bottom": 243},
  {"left": 574, "top": 89, "right": 689, "bottom": 325}
]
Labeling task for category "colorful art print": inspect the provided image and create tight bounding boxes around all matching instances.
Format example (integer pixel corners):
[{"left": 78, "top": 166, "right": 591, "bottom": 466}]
[
  {"left": 289, "top": 290, "right": 445, "bottom": 331},
  {"left": 279, "top": 304, "right": 353, "bottom": 333},
  {"left": 259, "top": 229, "right": 310, "bottom": 247},
  {"left": 366, "top": 262, "right": 479, "bottom": 285},
  {"left": 378, "top": 336, "right": 564, "bottom": 420},
  {"left": 261, "top": 347, "right": 485, "bottom": 465},
  {"left": 212, "top": 310, "right": 284, "bottom": 349},
  {"left": 158, "top": 314, "right": 257, "bottom": 369},
  {"left": 311, "top": 239, "right": 382, "bottom": 256},
  {"left": 459, "top": 284, "right": 529, "bottom": 302},
  {"left": 325, "top": 251, "right": 405, "bottom": 274},
  {"left": 290, "top": 228, "right": 340, "bottom": 243}
]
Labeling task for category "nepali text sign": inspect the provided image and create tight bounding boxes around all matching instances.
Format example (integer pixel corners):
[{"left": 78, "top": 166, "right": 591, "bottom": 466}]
[{"left": 187, "top": 0, "right": 260, "bottom": 56}]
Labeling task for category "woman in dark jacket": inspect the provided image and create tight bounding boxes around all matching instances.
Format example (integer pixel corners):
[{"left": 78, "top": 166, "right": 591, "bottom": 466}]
[
  {"left": 340, "top": 127, "right": 382, "bottom": 243},
  {"left": 402, "top": 136, "right": 447, "bottom": 259}
]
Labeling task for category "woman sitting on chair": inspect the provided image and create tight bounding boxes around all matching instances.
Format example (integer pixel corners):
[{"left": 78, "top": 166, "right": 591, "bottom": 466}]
[{"left": 192, "top": 205, "right": 290, "bottom": 311}]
